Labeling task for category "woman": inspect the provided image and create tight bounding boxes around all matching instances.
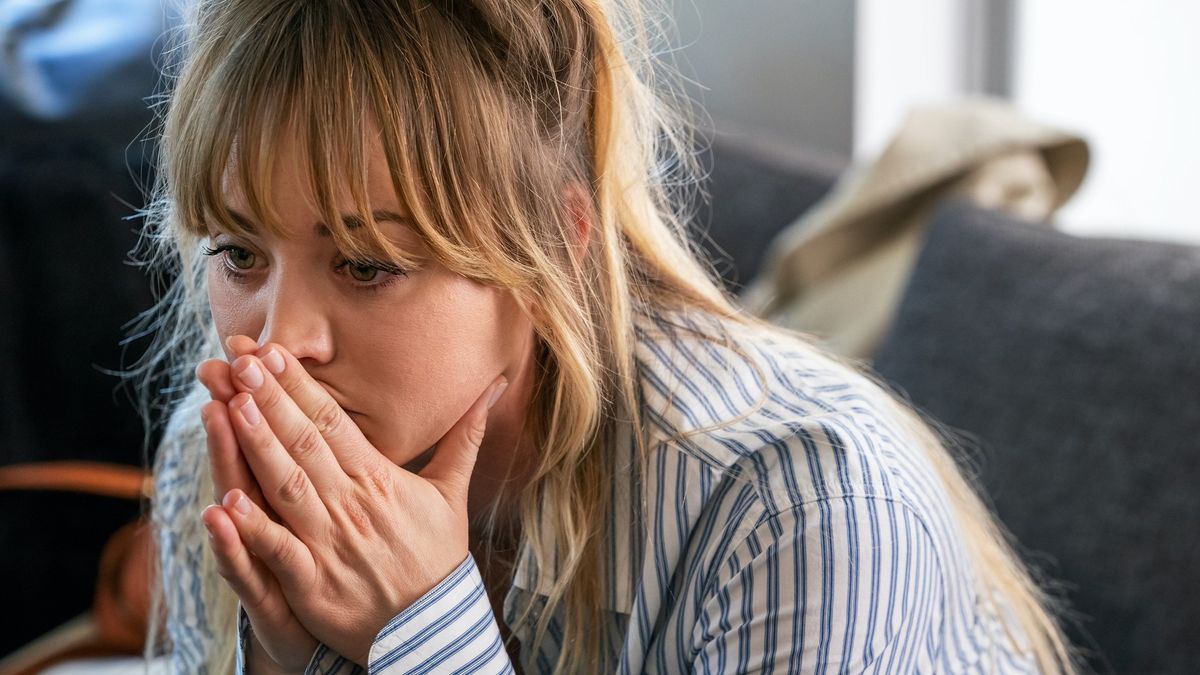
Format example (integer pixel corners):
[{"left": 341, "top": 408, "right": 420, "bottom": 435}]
[{"left": 132, "top": 0, "right": 1080, "bottom": 673}]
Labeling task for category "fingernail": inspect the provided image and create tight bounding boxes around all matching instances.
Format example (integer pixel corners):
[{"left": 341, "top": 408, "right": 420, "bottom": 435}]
[
  {"left": 487, "top": 380, "right": 509, "bottom": 410},
  {"left": 236, "top": 360, "right": 264, "bottom": 389},
  {"left": 222, "top": 490, "right": 252, "bottom": 515},
  {"left": 199, "top": 406, "right": 210, "bottom": 426},
  {"left": 240, "top": 396, "right": 261, "bottom": 425},
  {"left": 262, "top": 349, "right": 285, "bottom": 375}
]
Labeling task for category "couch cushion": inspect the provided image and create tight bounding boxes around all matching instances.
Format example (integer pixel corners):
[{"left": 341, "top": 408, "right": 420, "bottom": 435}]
[{"left": 871, "top": 199, "right": 1200, "bottom": 674}]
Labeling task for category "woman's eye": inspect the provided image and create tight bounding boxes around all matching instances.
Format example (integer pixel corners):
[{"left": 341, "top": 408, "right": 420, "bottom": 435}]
[
  {"left": 338, "top": 258, "right": 407, "bottom": 290},
  {"left": 201, "top": 242, "right": 404, "bottom": 291},
  {"left": 228, "top": 247, "right": 256, "bottom": 270},
  {"left": 201, "top": 244, "right": 257, "bottom": 271},
  {"left": 347, "top": 263, "right": 379, "bottom": 282}
]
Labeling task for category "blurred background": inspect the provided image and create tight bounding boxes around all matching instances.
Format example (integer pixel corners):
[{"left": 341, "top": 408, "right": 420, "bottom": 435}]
[
  {"left": 1, "top": 1, "right": 1197, "bottom": 673},
  {"left": 674, "top": 0, "right": 1199, "bottom": 244}
]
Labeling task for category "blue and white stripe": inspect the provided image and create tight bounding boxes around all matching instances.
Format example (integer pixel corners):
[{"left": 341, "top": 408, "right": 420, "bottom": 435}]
[{"left": 159, "top": 308, "right": 1037, "bottom": 673}]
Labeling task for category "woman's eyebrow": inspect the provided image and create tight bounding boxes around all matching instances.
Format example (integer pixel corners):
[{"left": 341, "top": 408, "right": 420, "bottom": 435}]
[
  {"left": 326, "top": 211, "right": 414, "bottom": 237},
  {"left": 223, "top": 207, "right": 413, "bottom": 236}
]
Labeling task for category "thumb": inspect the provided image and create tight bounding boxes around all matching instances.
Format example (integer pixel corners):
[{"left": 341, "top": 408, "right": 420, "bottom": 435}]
[{"left": 419, "top": 376, "right": 509, "bottom": 502}]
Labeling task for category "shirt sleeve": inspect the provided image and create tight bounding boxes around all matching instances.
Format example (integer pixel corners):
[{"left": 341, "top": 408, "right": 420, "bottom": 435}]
[
  {"left": 691, "top": 495, "right": 946, "bottom": 673},
  {"left": 234, "top": 553, "right": 513, "bottom": 675},
  {"left": 366, "top": 553, "right": 515, "bottom": 673}
]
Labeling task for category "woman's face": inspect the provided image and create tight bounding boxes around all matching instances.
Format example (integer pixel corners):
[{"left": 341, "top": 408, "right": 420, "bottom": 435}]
[{"left": 205, "top": 131, "right": 538, "bottom": 473}]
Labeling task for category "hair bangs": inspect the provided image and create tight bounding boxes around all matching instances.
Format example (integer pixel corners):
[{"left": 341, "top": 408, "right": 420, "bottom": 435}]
[{"left": 169, "top": 1, "right": 438, "bottom": 274}]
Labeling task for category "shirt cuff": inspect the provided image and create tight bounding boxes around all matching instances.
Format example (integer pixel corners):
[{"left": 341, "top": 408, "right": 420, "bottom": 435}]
[{"left": 366, "top": 553, "right": 515, "bottom": 674}]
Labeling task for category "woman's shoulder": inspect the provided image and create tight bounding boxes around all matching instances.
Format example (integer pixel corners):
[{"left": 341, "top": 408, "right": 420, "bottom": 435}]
[
  {"left": 632, "top": 307, "right": 944, "bottom": 518},
  {"left": 628, "top": 309, "right": 1031, "bottom": 671}
]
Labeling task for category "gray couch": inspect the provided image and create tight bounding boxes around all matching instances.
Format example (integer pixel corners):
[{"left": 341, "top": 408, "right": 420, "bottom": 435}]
[{"left": 699, "top": 135, "right": 1200, "bottom": 674}]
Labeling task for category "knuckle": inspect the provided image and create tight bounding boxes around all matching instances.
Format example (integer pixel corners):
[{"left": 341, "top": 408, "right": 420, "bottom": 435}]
[
  {"left": 288, "top": 423, "right": 325, "bottom": 463},
  {"left": 310, "top": 398, "right": 345, "bottom": 437},
  {"left": 337, "top": 496, "right": 374, "bottom": 538},
  {"left": 359, "top": 463, "right": 393, "bottom": 498},
  {"left": 269, "top": 531, "right": 297, "bottom": 569},
  {"left": 275, "top": 466, "right": 311, "bottom": 506},
  {"left": 254, "top": 379, "right": 285, "bottom": 412},
  {"left": 200, "top": 400, "right": 223, "bottom": 423},
  {"left": 466, "top": 417, "right": 487, "bottom": 447}
]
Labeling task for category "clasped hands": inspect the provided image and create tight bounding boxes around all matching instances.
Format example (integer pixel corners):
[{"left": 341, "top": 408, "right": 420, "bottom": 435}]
[{"left": 197, "top": 335, "right": 508, "bottom": 670}]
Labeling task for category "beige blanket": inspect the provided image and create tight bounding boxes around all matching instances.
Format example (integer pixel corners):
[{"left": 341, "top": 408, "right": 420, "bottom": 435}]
[{"left": 740, "top": 96, "right": 1090, "bottom": 361}]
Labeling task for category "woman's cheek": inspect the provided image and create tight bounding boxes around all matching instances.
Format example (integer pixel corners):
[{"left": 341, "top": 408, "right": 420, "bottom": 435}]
[
  {"left": 370, "top": 387, "right": 464, "bottom": 465},
  {"left": 207, "top": 267, "right": 232, "bottom": 324},
  {"left": 207, "top": 271, "right": 257, "bottom": 345}
]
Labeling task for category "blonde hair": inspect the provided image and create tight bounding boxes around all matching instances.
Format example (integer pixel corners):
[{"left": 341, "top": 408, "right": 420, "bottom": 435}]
[{"left": 128, "top": 0, "right": 1080, "bottom": 672}]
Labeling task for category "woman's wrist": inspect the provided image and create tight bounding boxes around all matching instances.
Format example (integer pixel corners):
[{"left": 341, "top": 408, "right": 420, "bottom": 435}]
[{"left": 246, "top": 631, "right": 304, "bottom": 675}]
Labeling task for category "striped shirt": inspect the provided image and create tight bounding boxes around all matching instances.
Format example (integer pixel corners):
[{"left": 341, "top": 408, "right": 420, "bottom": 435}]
[{"left": 156, "top": 308, "right": 1037, "bottom": 673}]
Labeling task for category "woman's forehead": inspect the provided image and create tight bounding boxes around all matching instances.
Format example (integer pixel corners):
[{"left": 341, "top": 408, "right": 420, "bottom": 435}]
[
  {"left": 222, "top": 123, "right": 398, "bottom": 203},
  {"left": 218, "top": 178, "right": 411, "bottom": 229},
  {"left": 213, "top": 137, "right": 412, "bottom": 242}
]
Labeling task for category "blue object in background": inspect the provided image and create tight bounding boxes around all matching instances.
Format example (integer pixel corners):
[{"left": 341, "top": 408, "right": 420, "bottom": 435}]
[{"left": 0, "top": 0, "right": 182, "bottom": 120}]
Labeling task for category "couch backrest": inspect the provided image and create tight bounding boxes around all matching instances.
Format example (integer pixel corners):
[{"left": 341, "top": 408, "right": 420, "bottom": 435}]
[
  {"left": 871, "top": 199, "right": 1200, "bottom": 674},
  {"left": 691, "top": 134, "right": 843, "bottom": 292}
]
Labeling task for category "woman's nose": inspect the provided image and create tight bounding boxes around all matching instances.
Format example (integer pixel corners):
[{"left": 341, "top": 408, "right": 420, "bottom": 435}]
[{"left": 255, "top": 279, "right": 335, "bottom": 364}]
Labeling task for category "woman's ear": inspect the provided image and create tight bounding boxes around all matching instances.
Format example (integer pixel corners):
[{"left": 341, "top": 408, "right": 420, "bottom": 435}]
[{"left": 563, "top": 181, "right": 593, "bottom": 262}]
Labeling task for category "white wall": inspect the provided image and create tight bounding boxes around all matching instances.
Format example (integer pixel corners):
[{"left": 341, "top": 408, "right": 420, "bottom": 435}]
[
  {"left": 854, "top": 0, "right": 974, "bottom": 161},
  {"left": 670, "top": 0, "right": 856, "bottom": 159},
  {"left": 1013, "top": 1, "right": 1200, "bottom": 244},
  {"left": 854, "top": 0, "right": 1200, "bottom": 244}
]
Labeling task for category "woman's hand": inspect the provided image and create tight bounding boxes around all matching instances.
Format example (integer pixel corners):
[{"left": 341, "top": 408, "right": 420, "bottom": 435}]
[
  {"left": 206, "top": 338, "right": 508, "bottom": 667},
  {"left": 197, "top": 336, "right": 320, "bottom": 673}
]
